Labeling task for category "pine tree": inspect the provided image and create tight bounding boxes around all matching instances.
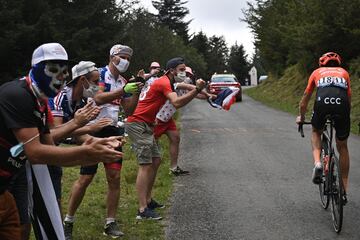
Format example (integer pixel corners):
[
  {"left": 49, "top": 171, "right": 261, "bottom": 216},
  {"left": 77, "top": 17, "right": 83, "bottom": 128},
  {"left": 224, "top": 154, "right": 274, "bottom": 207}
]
[
  {"left": 228, "top": 43, "right": 249, "bottom": 85},
  {"left": 207, "top": 35, "right": 228, "bottom": 76},
  {"left": 152, "top": 0, "right": 191, "bottom": 43}
]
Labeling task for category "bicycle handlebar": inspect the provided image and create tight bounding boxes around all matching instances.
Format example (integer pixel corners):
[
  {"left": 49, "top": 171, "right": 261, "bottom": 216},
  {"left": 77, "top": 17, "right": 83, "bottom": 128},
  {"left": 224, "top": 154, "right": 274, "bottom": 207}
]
[{"left": 298, "top": 122, "right": 311, "bottom": 138}]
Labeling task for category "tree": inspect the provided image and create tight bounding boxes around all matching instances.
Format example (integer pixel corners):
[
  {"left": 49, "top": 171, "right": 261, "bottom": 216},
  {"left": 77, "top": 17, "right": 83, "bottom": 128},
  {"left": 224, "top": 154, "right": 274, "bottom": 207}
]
[
  {"left": 152, "top": 0, "right": 191, "bottom": 43},
  {"left": 189, "top": 31, "right": 211, "bottom": 77},
  {"left": 207, "top": 35, "right": 228, "bottom": 76},
  {"left": 228, "top": 43, "right": 249, "bottom": 85},
  {"left": 243, "top": 0, "right": 360, "bottom": 75}
]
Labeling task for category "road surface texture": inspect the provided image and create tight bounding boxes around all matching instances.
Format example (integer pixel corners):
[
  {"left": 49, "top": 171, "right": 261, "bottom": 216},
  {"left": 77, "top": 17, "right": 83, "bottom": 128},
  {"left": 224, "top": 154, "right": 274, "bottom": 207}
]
[{"left": 165, "top": 95, "right": 360, "bottom": 240}]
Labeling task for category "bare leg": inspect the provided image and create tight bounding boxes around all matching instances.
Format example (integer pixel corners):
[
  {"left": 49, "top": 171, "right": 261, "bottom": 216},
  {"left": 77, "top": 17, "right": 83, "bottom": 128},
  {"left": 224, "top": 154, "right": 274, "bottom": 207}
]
[
  {"left": 146, "top": 157, "right": 161, "bottom": 203},
  {"left": 105, "top": 168, "right": 121, "bottom": 218},
  {"left": 66, "top": 175, "right": 94, "bottom": 217},
  {"left": 136, "top": 164, "right": 155, "bottom": 211},
  {"left": 311, "top": 128, "right": 323, "bottom": 165},
  {"left": 165, "top": 130, "right": 180, "bottom": 169},
  {"left": 336, "top": 138, "right": 350, "bottom": 192}
]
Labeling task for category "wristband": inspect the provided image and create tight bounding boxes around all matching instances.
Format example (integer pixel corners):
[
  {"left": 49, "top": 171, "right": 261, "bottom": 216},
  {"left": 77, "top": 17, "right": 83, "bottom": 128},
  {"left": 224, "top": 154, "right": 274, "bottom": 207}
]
[{"left": 195, "top": 87, "right": 202, "bottom": 93}]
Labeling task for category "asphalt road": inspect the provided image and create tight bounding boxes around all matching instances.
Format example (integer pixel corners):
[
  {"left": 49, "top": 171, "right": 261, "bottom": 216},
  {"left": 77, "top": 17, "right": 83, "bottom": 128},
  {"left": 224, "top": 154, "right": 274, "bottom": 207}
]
[{"left": 165, "top": 95, "right": 360, "bottom": 240}]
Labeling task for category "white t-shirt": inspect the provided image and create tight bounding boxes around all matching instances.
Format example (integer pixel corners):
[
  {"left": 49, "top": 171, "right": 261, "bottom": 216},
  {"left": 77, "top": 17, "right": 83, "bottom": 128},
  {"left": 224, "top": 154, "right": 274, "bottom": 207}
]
[
  {"left": 92, "top": 66, "right": 127, "bottom": 125},
  {"left": 156, "top": 78, "right": 193, "bottom": 122}
]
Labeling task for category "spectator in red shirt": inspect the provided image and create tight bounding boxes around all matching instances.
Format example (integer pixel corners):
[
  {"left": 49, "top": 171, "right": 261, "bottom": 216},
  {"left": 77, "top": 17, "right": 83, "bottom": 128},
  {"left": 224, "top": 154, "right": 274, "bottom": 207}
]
[{"left": 125, "top": 57, "right": 206, "bottom": 220}]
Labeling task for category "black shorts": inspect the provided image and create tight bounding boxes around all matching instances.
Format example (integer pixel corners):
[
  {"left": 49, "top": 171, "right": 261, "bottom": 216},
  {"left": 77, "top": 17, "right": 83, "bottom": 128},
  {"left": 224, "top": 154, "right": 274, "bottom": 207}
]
[
  {"left": 311, "top": 87, "right": 350, "bottom": 141},
  {"left": 8, "top": 166, "right": 30, "bottom": 225},
  {"left": 80, "top": 125, "right": 124, "bottom": 175}
]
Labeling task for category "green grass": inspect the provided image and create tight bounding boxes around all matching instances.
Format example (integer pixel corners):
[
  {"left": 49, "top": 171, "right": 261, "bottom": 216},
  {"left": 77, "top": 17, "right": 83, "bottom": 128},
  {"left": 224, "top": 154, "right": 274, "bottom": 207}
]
[
  {"left": 30, "top": 132, "right": 175, "bottom": 240},
  {"left": 245, "top": 64, "right": 360, "bottom": 134}
]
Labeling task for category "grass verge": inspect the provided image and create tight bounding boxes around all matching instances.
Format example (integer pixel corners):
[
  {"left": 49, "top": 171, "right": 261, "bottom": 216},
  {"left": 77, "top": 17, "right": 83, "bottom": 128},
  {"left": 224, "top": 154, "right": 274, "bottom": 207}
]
[{"left": 31, "top": 128, "right": 175, "bottom": 240}]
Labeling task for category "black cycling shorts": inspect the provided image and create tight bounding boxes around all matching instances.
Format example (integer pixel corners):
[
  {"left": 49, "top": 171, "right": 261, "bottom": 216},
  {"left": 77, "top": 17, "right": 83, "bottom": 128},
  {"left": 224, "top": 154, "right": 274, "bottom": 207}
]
[{"left": 311, "top": 87, "right": 350, "bottom": 141}]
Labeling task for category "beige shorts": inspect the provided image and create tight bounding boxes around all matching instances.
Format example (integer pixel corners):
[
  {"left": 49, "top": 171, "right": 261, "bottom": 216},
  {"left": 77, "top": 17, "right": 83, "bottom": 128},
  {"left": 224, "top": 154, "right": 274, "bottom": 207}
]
[{"left": 125, "top": 122, "right": 161, "bottom": 164}]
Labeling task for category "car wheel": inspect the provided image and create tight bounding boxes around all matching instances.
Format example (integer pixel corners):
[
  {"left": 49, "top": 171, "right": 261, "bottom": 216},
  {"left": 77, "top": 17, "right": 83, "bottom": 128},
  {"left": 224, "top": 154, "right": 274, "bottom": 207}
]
[{"left": 236, "top": 93, "right": 242, "bottom": 102}]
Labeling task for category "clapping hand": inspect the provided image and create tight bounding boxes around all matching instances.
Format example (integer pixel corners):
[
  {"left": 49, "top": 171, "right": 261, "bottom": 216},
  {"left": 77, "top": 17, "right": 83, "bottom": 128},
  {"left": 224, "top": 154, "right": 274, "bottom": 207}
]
[{"left": 74, "top": 102, "right": 100, "bottom": 127}]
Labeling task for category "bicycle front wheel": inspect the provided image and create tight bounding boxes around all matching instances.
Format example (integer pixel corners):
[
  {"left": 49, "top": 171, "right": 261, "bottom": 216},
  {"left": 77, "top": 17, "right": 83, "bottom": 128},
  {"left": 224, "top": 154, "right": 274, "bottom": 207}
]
[
  {"left": 319, "top": 138, "right": 330, "bottom": 209},
  {"left": 329, "top": 154, "right": 343, "bottom": 233}
]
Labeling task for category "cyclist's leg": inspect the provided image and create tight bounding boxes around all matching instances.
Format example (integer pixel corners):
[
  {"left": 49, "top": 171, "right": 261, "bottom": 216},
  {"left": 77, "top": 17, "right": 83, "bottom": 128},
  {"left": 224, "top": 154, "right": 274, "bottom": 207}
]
[
  {"left": 336, "top": 138, "right": 349, "bottom": 192},
  {"left": 311, "top": 107, "right": 326, "bottom": 166},
  {"left": 334, "top": 108, "right": 350, "bottom": 192},
  {"left": 311, "top": 127, "right": 323, "bottom": 165}
]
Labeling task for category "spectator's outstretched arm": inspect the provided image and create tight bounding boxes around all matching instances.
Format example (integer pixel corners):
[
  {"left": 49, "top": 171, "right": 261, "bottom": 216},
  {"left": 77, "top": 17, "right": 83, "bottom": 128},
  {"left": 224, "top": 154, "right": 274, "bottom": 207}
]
[
  {"left": 168, "top": 79, "right": 206, "bottom": 108},
  {"left": 93, "top": 88, "right": 125, "bottom": 105},
  {"left": 176, "top": 82, "right": 214, "bottom": 100},
  {"left": 13, "top": 128, "right": 123, "bottom": 166}
]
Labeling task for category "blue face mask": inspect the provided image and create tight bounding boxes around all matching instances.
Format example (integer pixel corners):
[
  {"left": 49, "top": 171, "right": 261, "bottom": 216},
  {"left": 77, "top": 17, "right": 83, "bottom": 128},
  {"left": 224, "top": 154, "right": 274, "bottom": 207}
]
[{"left": 30, "top": 62, "right": 69, "bottom": 97}]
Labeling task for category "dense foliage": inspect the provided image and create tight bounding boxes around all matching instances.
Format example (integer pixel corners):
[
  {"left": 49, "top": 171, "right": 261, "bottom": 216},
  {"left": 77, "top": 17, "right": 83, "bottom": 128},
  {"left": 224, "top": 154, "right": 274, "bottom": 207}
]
[
  {"left": 243, "top": 0, "right": 360, "bottom": 75},
  {"left": 0, "top": 0, "right": 249, "bottom": 84}
]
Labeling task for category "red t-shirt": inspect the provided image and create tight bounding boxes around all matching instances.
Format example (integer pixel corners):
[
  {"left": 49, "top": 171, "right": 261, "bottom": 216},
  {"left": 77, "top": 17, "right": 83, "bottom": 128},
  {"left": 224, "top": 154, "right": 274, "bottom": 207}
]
[
  {"left": 304, "top": 67, "right": 351, "bottom": 97},
  {"left": 127, "top": 75, "right": 173, "bottom": 123}
]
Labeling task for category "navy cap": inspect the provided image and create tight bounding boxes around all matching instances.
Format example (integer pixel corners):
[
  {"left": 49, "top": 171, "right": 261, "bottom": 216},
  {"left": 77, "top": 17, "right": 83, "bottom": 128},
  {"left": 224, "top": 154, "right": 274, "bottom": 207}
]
[{"left": 165, "top": 57, "right": 185, "bottom": 70}]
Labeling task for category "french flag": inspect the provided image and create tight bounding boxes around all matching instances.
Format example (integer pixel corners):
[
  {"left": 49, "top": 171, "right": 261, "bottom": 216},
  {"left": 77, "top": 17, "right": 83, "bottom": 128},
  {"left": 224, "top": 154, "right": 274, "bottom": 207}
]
[{"left": 207, "top": 87, "right": 240, "bottom": 110}]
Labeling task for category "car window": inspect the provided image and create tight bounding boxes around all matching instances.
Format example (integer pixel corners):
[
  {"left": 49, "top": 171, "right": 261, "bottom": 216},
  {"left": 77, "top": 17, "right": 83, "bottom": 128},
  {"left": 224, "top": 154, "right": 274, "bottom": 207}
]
[{"left": 211, "top": 76, "right": 236, "bottom": 83}]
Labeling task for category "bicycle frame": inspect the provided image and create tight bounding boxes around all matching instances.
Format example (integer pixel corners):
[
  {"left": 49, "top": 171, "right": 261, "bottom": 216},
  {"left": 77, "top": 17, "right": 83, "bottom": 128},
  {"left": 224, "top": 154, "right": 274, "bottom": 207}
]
[{"left": 298, "top": 119, "right": 344, "bottom": 233}]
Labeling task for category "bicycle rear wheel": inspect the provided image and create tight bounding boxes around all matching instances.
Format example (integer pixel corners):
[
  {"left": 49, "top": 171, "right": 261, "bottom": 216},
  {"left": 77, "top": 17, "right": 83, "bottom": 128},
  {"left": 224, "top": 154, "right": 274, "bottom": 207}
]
[
  {"left": 319, "top": 137, "right": 330, "bottom": 209},
  {"left": 329, "top": 154, "right": 343, "bottom": 233}
]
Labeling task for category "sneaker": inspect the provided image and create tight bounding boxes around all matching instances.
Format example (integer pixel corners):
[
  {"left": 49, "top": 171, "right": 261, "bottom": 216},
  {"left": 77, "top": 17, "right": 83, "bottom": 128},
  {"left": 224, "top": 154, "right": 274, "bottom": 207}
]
[
  {"left": 103, "top": 221, "right": 124, "bottom": 238},
  {"left": 147, "top": 198, "right": 165, "bottom": 210},
  {"left": 170, "top": 166, "right": 190, "bottom": 176},
  {"left": 312, "top": 165, "right": 323, "bottom": 184},
  {"left": 136, "top": 208, "right": 162, "bottom": 220},
  {"left": 63, "top": 221, "right": 73, "bottom": 240}
]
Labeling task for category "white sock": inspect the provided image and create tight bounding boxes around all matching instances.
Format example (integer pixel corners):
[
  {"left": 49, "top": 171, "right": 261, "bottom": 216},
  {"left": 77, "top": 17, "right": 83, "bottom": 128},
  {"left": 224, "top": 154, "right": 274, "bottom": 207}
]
[
  {"left": 106, "top": 218, "right": 115, "bottom": 225},
  {"left": 64, "top": 215, "right": 75, "bottom": 223},
  {"left": 315, "top": 162, "right": 322, "bottom": 168}
]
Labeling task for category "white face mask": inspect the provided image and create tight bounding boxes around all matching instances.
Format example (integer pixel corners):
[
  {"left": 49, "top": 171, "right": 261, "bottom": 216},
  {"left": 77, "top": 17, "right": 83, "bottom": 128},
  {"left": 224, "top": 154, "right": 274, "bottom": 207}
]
[
  {"left": 82, "top": 79, "right": 99, "bottom": 98},
  {"left": 112, "top": 58, "right": 130, "bottom": 73},
  {"left": 174, "top": 71, "right": 186, "bottom": 82}
]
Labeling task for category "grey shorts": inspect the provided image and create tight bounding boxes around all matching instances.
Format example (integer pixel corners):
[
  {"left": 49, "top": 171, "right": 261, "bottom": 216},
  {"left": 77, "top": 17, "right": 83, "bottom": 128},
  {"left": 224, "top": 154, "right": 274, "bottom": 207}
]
[{"left": 125, "top": 122, "right": 161, "bottom": 165}]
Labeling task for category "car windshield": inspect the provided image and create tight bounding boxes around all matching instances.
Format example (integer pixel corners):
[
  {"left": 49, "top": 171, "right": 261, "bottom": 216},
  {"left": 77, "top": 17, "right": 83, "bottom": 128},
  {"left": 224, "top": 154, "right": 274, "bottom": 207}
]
[{"left": 211, "top": 76, "right": 236, "bottom": 83}]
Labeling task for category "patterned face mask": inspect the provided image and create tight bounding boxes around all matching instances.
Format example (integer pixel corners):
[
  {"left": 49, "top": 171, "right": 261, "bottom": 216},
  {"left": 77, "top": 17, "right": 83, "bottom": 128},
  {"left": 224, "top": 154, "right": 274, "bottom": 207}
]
[
  {"left": 31, "top": 61, "right": 69, "bottom": 97},
  {"left": 44, "top": 62, "right": 69, "bottom": 92}
]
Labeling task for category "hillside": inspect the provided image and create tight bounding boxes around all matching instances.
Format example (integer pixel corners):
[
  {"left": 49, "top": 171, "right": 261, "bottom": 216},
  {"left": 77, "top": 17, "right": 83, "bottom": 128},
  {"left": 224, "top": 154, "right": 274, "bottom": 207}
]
[{"left": 245, "top": 62, "right": 360, "bottom": 134}]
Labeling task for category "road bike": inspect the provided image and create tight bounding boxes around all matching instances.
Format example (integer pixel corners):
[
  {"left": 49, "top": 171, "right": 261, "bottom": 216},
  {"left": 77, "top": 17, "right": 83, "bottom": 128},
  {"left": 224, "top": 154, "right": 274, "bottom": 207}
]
[{"left": 298, "top": 118, "right": 345, "bottom": 233}]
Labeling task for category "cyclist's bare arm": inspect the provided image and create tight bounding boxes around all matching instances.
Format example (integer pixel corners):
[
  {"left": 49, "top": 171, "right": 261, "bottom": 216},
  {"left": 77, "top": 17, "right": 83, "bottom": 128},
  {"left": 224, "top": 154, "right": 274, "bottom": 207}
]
[{"left": 298, "top": 91, "right": 313, "bottom": 121}]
